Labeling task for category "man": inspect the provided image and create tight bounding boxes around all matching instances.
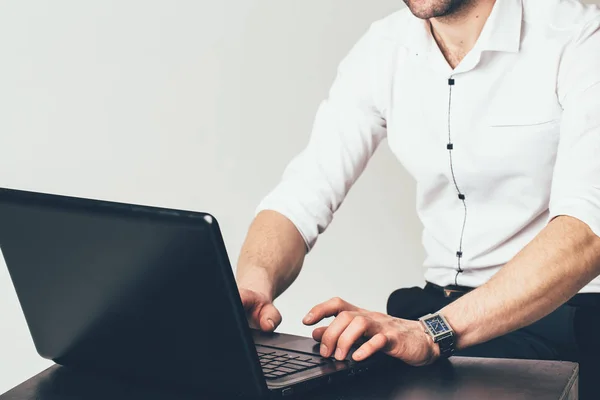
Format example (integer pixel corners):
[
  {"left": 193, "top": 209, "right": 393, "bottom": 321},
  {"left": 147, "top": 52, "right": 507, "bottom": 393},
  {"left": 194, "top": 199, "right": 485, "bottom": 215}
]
[{"left": 236, "top": 0, "right": 600, "bottom": 398}]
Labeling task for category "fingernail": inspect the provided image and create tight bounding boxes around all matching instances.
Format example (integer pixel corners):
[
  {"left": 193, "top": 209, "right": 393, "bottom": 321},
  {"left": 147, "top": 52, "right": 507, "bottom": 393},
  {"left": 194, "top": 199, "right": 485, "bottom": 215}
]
[
  {"left": 320, "top": 344, "right": 328, "bottom": 357},
  {"left": 267, "top": 318, "right": 275, "bottom": 330},
  {"left": 335, "top": 348, "right": 343, "bottom": 360},
  {"left": 353, "top": 350, "right": 364, "bottom": 360},
  {"left": 303, "top": 313, "right": 313, "bottom": 323}
]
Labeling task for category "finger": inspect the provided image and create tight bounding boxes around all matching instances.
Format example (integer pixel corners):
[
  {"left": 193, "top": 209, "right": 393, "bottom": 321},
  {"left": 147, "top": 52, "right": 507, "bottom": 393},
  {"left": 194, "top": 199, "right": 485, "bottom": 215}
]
[
  {"left": 311, "top": 326, "right": 328, "bottom": 342},
  {"left": 259, "top": 303, "right": 282, "bottom": 332},
  {"left": 335, "top": 316, "right": 374, "bottom": 361},
  {"left": 303, "top": 297, "right": 358, "bottom": 326},
  {"left": 352, "top": 333, "right": 389, "bottom": 362},
  {"left": 318, "top": 311, "right": 355, "bottom": 358}
]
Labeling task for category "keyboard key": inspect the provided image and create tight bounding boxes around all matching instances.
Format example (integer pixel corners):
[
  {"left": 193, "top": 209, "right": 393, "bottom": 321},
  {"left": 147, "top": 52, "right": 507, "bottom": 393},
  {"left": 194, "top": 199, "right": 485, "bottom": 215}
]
[
  {"left": 301, "top": 359, "right": 320, "bottom": 365},
  {"left": 257, "top": 347, "right": 328, "bottom": 379},
  {"left": 288, "top": 360, "right": 316, "bottom": 368},
  {"left": 280, "top": 363, "right": 306, "bottom": 372},
  {"left": 295, "top": 356, "right": 321, "bottom": 363}
]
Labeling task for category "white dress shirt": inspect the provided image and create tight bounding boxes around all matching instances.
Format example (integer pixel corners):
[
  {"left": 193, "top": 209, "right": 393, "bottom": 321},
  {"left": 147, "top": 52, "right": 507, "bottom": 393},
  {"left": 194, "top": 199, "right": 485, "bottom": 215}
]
[{"left": 256, "top": 0, "right": 600, "bottom": 293}]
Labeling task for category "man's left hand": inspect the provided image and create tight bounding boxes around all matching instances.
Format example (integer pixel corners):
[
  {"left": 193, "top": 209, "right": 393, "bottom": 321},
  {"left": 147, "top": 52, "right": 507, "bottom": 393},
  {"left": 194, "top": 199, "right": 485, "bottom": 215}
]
[{"left": 303, "top": 297, "right": 440, "bottom": 367}]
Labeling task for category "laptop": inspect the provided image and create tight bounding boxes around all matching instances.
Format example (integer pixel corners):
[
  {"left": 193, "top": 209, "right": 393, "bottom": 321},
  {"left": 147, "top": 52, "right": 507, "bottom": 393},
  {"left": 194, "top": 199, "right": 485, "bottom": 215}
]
[{"left": 0, "top": 187, "right": 393, "bottom": 398}]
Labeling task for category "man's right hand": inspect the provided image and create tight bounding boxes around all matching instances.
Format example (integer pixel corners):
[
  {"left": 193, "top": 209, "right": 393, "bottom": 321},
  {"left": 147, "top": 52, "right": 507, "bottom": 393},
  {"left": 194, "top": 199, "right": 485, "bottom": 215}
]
[{"left": 239, "top": 288, "right": 282, "bottom": 332}]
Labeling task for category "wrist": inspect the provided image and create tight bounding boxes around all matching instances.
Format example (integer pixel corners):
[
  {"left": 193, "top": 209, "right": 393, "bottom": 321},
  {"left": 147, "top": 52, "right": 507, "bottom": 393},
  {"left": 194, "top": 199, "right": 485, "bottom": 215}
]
[
  {"left": 426, "top": 333, "right": 442, "bottom": 360},
  {"left": 438, "top": 305, "right": 467, "bottom": 351},
  {"left": 419, "top": 312, "right": 456, "bottom": 359},
  {"left": 409, "top": 320, "right": 441, "bottom": 356}
]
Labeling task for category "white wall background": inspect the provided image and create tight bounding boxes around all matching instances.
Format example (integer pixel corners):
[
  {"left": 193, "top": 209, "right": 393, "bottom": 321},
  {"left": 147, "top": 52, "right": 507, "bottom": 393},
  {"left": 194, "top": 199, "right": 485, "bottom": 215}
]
[{"left": 1, "top": 0, "right": 598, "bottom": 394}]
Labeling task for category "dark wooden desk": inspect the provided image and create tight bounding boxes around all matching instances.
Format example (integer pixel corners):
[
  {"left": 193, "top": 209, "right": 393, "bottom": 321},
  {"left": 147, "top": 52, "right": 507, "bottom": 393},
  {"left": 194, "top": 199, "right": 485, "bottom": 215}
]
[{"left": 0, "top": 357, "right": 578, "bottom": 400}]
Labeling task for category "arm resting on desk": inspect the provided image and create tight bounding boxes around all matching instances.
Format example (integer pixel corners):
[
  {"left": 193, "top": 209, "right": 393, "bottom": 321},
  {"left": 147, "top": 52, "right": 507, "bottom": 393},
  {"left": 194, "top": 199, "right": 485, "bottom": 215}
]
[{"left": 442, "top": 215, "right": 600, "bottom": 351}]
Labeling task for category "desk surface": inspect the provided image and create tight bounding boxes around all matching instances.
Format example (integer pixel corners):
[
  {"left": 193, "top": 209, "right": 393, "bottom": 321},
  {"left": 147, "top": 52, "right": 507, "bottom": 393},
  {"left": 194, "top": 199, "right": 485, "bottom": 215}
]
[{"left": 0, "top": 357, "right": 579, "bottom": 400}]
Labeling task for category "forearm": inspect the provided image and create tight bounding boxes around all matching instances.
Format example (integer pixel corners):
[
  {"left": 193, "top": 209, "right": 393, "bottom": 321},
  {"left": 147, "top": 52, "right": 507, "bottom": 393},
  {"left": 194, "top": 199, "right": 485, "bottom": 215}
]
[
  {"left": 236, "top": 210, "right": 307, "bottom": 300},
  {"left": 441, "top": 215, "right": 600, "bottom": 350}
]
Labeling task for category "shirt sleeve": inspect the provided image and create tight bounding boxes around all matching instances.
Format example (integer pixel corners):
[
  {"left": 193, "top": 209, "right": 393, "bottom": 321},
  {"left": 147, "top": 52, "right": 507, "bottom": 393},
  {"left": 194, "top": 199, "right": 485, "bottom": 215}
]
[
  {"left": 255, "top": 26, "right": 388, "bottom": 251},
  {"left": 550, "top": 17, "right": 600, "bottom": 238}
]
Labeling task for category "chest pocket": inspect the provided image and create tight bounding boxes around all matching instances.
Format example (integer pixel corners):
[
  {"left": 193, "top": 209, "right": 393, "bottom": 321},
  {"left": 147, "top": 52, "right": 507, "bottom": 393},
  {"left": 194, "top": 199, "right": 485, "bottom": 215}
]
[{"left": 473, "top": 88, "right": 563, "bottom": 179}]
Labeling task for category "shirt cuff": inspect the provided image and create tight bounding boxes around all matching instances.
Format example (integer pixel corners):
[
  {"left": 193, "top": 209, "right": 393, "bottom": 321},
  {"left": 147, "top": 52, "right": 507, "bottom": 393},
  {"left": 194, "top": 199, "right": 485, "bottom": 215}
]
[
  {"left": 255, "top": 193, "right": 331, "bottom": 252},
  {"left": 549, "top": 194, "right": 600, "bottom": 238}
]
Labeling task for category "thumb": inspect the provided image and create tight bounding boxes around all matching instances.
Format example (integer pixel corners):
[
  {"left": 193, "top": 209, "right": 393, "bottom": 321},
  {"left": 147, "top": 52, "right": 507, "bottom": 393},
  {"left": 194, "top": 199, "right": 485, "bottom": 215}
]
[
  {"left": 259, "top": 303, "right": 282, "bottom": 332},
  {"left": 239, "top": 288, "right": 261, "bottom": 311}
]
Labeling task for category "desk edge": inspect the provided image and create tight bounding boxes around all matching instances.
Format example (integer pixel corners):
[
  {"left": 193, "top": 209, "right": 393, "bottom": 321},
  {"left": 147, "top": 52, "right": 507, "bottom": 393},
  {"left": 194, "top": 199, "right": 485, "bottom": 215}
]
[{"left": 559, "top": 362, "right": 579, "bottom": 400}]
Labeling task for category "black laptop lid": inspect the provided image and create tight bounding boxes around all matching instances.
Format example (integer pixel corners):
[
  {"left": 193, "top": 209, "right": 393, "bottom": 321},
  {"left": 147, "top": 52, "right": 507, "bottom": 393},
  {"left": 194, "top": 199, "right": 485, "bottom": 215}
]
[{"left": 0, "top": 188, "right": 267, "bottom": 398}]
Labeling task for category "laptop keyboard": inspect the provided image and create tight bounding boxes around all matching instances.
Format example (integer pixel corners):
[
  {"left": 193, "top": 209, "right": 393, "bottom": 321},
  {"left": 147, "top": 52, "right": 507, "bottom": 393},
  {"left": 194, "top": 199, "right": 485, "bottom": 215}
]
[{"left": 257, "top": 348, "right": 328, "bottom": 380}]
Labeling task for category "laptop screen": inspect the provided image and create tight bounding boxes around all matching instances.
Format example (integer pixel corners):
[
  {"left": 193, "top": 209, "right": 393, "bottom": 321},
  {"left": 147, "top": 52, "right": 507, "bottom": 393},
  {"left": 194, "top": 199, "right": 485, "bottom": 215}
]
[{"left": 0, "top": 188, "right": 266, "bottom": 396}]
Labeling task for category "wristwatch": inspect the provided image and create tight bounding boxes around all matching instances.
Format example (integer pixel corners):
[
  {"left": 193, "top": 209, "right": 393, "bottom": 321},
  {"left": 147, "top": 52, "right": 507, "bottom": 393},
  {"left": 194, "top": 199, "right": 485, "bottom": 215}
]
[{"left": 418, "top": 313, "right": 456, "bottom": 358}]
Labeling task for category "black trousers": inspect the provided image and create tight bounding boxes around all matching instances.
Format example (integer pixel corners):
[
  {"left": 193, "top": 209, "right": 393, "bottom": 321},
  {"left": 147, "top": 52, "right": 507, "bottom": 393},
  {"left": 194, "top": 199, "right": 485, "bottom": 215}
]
[{"left": 386, "top": 284, "right": 600, "bottom": 400}]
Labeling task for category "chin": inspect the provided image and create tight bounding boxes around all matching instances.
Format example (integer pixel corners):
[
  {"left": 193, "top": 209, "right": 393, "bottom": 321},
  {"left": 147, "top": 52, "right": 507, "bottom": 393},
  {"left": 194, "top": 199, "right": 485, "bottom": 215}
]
[{"left": 403, "top": 0, "right": 462, "bottom": 19}]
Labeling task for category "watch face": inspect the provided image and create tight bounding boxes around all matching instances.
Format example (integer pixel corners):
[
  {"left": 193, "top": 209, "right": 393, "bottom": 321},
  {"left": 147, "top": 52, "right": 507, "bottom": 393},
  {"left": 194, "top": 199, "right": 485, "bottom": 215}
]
[{"left": 424, "top": 315, "right": 450, "bottom": 336}]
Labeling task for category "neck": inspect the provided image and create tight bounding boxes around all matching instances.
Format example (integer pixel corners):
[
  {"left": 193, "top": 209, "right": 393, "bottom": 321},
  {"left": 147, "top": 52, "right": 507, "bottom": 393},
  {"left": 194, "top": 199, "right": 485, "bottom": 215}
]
[{"left": 430, "top": 0, "right": 496, "bottom": 67}]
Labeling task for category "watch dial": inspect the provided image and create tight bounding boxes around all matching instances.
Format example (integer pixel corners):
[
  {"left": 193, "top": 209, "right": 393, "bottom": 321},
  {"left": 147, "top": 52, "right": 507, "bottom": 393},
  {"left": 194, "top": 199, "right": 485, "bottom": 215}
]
[{"left": 425, "top": 316, "right": 449, "bottom": 335}]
